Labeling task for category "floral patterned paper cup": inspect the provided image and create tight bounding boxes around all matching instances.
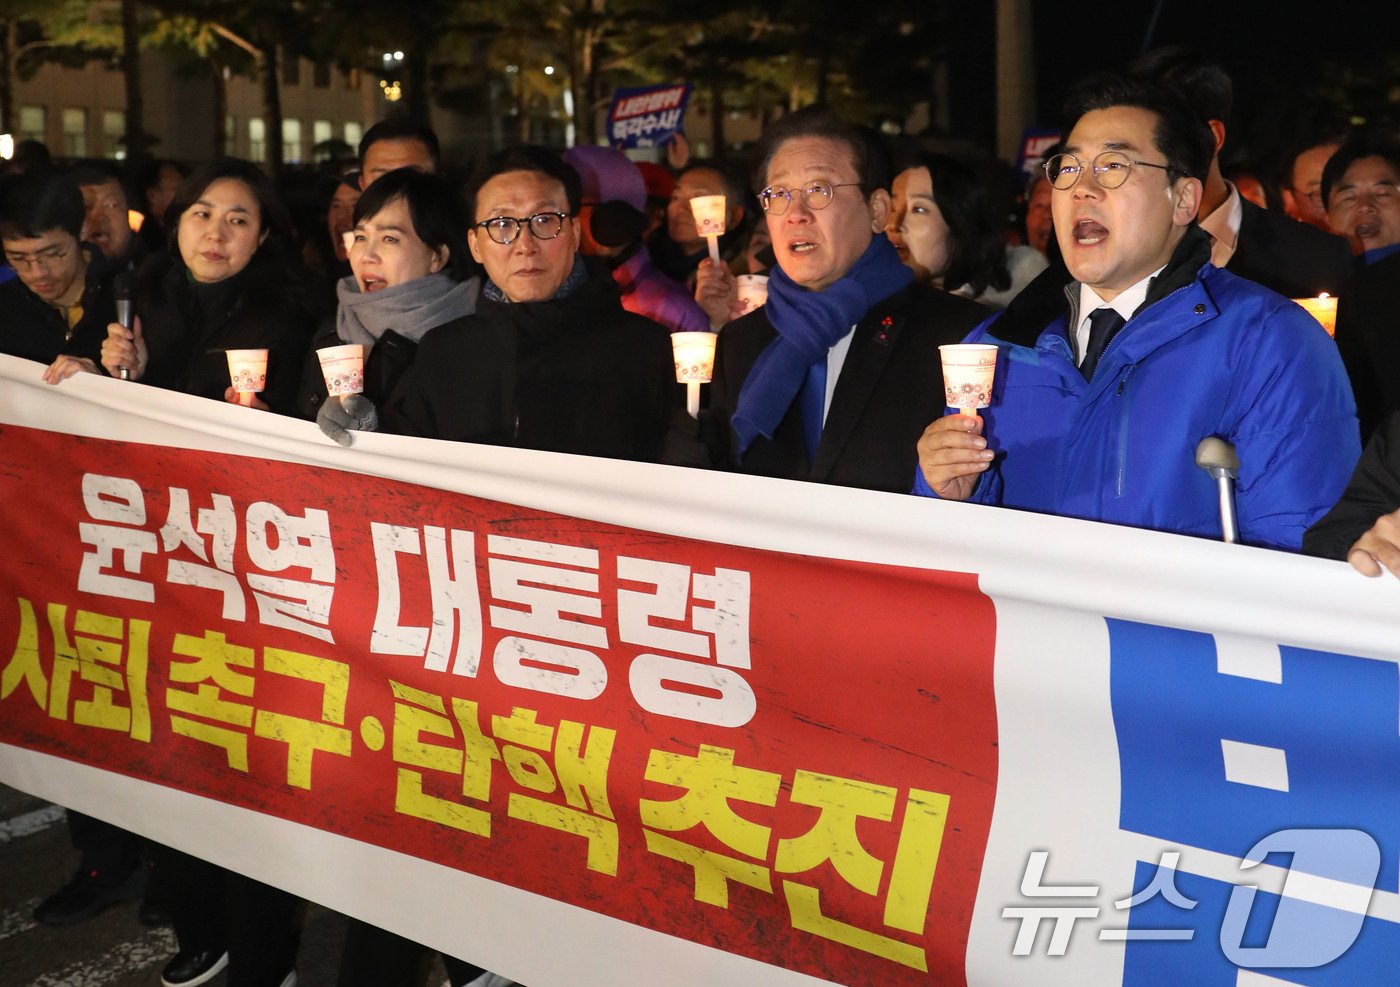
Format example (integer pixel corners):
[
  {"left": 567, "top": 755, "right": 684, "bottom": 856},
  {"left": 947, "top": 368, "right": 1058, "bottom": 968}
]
[
  {"left": 689, "top": 195, "right": 727, "bottom": 238},
  {"left": 317, "top": 344, "right": 365, "bottom": 398},
  {"left": 225, "top": 348, "right": 269, "bottom": 406},
  {"left": 735, "top": 274, "right": 769, "bottom": 314},
  {"left": 671, "top": 331, "right": 718, "bottom": 384},
  {"left": 939, "top": 343, "right": 998, "bottom": 415}
]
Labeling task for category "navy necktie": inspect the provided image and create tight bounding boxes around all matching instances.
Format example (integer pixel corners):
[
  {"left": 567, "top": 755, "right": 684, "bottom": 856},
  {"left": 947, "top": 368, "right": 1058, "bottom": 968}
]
[{"left": 1081, "top": 307, "right": 1126, "bottom": 382}]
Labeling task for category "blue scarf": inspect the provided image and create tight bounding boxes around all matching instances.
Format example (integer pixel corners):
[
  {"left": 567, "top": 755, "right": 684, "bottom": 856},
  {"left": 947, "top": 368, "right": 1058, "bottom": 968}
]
[{"left": 731, "top": 233, "right": 912, "bottom": 454}]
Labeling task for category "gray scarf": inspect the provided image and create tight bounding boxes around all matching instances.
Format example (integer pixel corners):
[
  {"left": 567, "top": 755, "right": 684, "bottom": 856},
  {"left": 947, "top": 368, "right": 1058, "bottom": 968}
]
[{"left": 334, "top": 272, "right": 480, "bottom": 348}]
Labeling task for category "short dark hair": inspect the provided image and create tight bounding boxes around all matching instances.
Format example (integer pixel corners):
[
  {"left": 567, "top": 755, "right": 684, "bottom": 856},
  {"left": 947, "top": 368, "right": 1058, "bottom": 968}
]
[
  {"left": 680, "top": 159, "right": 748, "bottom": 206},
  {"left": 354, "top": 168, "right": 475, "bottom": 282},
  {"left": 1320, "top": 132, "right": 1400, "bottom": 208},
  {"left": 0, "top": 171, "right": 84, "bottom": 241},
  {"left": 357, "top": 119, "right": 441, "bottom": 172},
  {"left": 893, "top": 152, "right": 1010, "bottom": 296},
  {"left": 750, "top": 105, "right": 892, "bottom": 197},
  {"left": 1128, "top": 46, "right": 1233, "bottom": 129},
  {"left": 163, "top": 158, "right": 293, "bottom": 265},
  {"left": 1062, "top": 73, "right": 1214, "bottom": 185},
  {"left": 10, "top": 139, "right": 53, "bottom": 176},
  {"left": 137, "top": 159, "right": 186, "bottom": 194},
  {"left": 464, "top": 145, "right": 582, "bottom": 220},
  {"left": 68, "top": 162, "right": 130, "bottom": 209}
]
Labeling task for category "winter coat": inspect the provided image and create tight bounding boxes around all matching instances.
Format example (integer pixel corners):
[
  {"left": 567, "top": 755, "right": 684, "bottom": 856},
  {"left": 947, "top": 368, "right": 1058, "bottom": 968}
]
[
  {"left": 381, "top": 269, "right": 676, "bottom": 462},
  {"left": 0, "top": 244, "right": 115, "bottom": 367},
  {"left": 136, "top": 255, "right": 314, "bottom": 413},
  {"left": 913, "top": 229, "right": 1360, "bottom": 550}
]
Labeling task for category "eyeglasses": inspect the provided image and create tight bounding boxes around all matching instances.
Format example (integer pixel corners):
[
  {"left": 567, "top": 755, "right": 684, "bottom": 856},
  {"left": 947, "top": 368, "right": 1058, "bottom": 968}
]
[
  {"left": 1044, "top": 152, "right": 1172, "bottom": 191},
  {"left": 474, "top": 211, "right": 571, "bottom": 245},
  {"left": 6, "top": 240, "right": 74, "bottom": 271},
  {"left": 758, "top": 181, "right": 861, "bottom": 215}
]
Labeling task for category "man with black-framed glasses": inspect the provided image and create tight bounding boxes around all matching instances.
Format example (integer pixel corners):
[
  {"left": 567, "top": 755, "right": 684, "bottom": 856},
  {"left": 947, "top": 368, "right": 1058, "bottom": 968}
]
[
  {"left": 698, "top": 105, "right": 988, "bottom": 493},
  {"left": 367, "top": 144, "right": 676, "bottom": 462},
  {"left": 0, "top": 171, "right": 116, "bottom": 378},
  {"left": 916, "top": 75, "right": 1358, "bottom": 551}
]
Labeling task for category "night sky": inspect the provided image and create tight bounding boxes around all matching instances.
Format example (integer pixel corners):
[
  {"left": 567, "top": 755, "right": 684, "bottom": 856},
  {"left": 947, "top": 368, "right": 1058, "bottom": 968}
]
[{"left": 944, "top": 0, "right": 1397, "bottom": 173}]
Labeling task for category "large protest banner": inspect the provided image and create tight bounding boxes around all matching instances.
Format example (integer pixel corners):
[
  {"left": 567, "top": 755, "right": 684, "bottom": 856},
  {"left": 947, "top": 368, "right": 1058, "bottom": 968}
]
[{"left": 1, "top": 353, "right": 1397, "bottom": 986}]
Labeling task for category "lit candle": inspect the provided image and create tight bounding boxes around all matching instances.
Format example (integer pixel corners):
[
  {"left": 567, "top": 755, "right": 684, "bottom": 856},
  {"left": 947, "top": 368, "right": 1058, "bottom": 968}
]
[{"left": 1292, "top": 293, "right": 1339, "bottom": 338}]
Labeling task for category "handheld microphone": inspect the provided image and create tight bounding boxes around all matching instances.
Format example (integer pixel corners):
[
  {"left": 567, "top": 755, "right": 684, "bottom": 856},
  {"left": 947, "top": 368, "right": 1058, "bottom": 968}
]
[{"left": 114, "top": 273, "right": 133, "bottom": 380}]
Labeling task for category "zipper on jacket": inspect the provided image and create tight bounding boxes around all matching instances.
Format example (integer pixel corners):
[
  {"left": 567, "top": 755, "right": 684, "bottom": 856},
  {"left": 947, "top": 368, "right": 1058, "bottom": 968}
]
[{"left": 1116, "top": 366, "right": 1135, "bottom": 497}]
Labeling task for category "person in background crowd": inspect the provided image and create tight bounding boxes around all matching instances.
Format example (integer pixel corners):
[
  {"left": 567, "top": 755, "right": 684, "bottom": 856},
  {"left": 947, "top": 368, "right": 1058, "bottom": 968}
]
[
  {"left": 693, "top": 218, "right": 777, "bottom": 329},
  {"left": 1225, "top": 166, "right": 1268, "bottom": 209},
  {"left": 326, "top": 172, "right": 361, "bottom": 274},
  {"left": 136, "top": 159, "right": 186, "bottom": 256},
  {"left": 1283, "top": 136, "right": 1342, "bottom": 231},
  {"left": 1131, "top": 47, "right": 1352, "bottom": 299},
  {"left": 323, "top": 144, "right": 675, "bottom": 465},
  {"left": 915, "top": 75, "right": 1358, "bottom": 550},
  {"left": 1322, "top": 134, "right": 1400, "bottom": 261},
  {"left": 7, "top": 138, "right": 53, "bottom": 176},
  {"left": 0, "top": 172, "right": 113, "bottom": 372},
  {"left": 886, "top": 152, "right": 1048, "bottom": 309},
  {"left": 71, "top": 163, "right": 141, "bottom": 269},
  {"left": 649, "top": 160, "right": 748, "bottom": 284},
  {"left": 98, "top": 158, "right": 313, "bottom": 417},
  {"left": 302, "top": 171, "right": 363, "bottom": 321},
  {"left": 1024, "top": 168, "right": 1055, "bottom": 256},
  {"left": 358, "top": 119, "right": 440, "bottom": 189},
  {"left": 1325, "top": 136, "right": 1400, "bottom": 440},
  {"left": 563, "top": 144, "right": 709, "bottom": 333},
  {"left": 699, "top": 105, "right": 988, "bottom": 493},
  {"left": 294, "top": 167, "right": 478, "bottom": 424},
  {"left": 1305, "top": 410, "right": 1400, "bottom": 577},
  {"left": 635, "top": 160, "right": 674, "bottom": 240}
]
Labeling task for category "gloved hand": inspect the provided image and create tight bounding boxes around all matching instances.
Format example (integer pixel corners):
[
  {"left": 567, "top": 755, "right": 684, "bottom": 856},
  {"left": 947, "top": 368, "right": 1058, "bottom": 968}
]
[{"left": 317, "top": 394, "right": 379, "bottom": 447}]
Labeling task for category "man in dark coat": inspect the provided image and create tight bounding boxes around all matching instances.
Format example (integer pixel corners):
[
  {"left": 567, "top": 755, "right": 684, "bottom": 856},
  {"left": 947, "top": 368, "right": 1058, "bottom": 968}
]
[
  {"left": 1131, "top": 47, "right": 1353, "bottom": 300},
  {"left": 1333, "top": 248, "right": 1400, "bottom": 441},
  {"left": 326, "top": 145, "right": 675, "bottom": 465},
  {"left": 1304, "top": 411, "right": 1400, "bottom": 577},
  {"left": 701, "top": 106, "right": 988, "bottom": 494},
  {"left": 0, "top": 171, "right": 116, "bottom": 374}
]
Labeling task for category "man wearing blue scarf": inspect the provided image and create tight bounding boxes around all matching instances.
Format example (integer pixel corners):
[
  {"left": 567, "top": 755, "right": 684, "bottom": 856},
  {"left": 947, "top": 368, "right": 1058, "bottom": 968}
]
[{"left": 704, "top": 107, "right": 988, "bottom": 493}]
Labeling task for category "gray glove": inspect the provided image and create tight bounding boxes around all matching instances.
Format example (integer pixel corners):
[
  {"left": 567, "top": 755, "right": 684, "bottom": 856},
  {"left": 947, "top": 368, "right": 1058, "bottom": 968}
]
[{"left": 317, "top": 393, "right": 380, "bottom": 447}]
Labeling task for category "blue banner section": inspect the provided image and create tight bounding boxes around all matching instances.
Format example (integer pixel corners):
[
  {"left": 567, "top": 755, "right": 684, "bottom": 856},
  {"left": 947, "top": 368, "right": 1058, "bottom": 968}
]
[
  {"left": 1122, "top": 866, "right": 1399, "bottom": 985},
  {"left": 607, "top": 83, "right": 692, "bottom": 149},
  {"left": 1108, "top": 620, "right": 1400, "bottom": 894}
]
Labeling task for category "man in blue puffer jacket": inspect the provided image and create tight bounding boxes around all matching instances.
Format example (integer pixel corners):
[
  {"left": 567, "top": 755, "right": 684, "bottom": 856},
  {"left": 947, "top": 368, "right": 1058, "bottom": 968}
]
[{"left": 914, "top": 74, "right": 1359, "bottom": 551}]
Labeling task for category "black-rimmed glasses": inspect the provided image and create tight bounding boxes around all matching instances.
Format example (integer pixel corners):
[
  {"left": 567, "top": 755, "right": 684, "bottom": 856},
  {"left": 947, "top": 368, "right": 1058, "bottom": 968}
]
[{"left": 474, "top": 211, "right": 571, "bottom": 245}]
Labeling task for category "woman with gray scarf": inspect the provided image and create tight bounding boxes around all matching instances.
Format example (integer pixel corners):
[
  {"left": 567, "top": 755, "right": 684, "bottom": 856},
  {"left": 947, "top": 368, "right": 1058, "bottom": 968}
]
[{"left": 293, "top": 167, "right": 479, "bottom": 421}]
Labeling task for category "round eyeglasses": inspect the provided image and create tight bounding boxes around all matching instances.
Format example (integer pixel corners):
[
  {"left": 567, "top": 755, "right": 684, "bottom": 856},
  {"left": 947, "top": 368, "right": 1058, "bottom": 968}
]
[
  {"left": 1044, "top": 151, "right": 1172, "bottom": 191},
  {"left": 758, "top": 181, "right": 861, "bottom": 215},
  {"left": 474, "top": 211, "right": 571, "bottom": 245}
]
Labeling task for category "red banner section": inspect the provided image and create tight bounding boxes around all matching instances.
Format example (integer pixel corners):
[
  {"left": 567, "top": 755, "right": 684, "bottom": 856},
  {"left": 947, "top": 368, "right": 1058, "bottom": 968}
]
[{"left": 0, "top": 423, "right": 998, "bottom": 983}]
